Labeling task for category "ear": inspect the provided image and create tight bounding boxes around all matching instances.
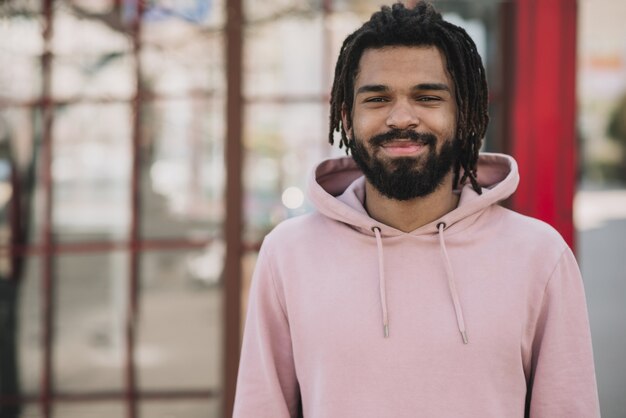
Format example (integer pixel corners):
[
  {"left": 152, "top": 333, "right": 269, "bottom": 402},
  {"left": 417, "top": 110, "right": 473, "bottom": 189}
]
[{"left": 341, "top": 103, "right": 353, "bottom": 140}]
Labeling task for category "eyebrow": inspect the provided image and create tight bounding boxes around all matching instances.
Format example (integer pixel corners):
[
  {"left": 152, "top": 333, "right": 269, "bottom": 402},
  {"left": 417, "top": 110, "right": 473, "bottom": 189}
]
[{"left": 355, "top": 83, "right": 451, "bottom": 95}]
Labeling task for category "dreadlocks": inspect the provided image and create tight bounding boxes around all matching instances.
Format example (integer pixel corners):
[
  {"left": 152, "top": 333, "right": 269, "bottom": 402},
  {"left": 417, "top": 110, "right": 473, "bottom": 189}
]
[{"left": 328, "top": 1, "right": 488, "bottom": 194}]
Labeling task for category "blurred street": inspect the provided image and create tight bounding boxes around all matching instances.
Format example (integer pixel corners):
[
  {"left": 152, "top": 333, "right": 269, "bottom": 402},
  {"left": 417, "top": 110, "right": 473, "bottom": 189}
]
[{"left": 576, "top": 187, "right": 626, "bottom": 418}]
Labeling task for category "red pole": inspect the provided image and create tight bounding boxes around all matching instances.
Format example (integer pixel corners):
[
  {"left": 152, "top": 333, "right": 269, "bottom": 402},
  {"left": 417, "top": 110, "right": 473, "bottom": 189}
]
[{"left": 509, "top": 0, "right": 578, "bottom": 248}]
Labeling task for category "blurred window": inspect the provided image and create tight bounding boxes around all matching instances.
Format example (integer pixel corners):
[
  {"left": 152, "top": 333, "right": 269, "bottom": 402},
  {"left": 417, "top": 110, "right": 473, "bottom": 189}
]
[{"left": 0, "top": 0, "right": 226, "bottom": 416}]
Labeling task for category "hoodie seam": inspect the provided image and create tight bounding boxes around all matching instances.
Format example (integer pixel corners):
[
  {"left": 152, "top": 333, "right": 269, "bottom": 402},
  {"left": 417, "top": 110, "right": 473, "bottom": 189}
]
[
  {"left": 526, "top": 246, "right": 569, "bottom": 347},
  {"left": 529, "top": 246, "right": 569, "bottom": 331},
  {"left": 521, "top": 246, "right": 569, "bottom": 383},
  {"left": 542, "top": 246, "right": 570, "bottom": 295}
]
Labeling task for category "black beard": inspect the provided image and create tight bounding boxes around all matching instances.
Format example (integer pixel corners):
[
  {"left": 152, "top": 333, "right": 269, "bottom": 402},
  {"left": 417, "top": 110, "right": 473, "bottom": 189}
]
[{"left": 350, "top": 128, "right": 459, "bottom": 201}]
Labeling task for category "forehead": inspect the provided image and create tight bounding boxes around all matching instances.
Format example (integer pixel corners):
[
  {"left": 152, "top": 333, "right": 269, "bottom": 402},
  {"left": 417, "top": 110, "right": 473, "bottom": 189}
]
[{"left": 354, "top": 46, "right": 452, "bottom": 90}]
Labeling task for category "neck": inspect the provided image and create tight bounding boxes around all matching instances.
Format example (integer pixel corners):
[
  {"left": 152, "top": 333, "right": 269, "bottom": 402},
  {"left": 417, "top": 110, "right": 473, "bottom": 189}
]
[{"left": 364, "top": 171, "right": 459, "bottom": 232}]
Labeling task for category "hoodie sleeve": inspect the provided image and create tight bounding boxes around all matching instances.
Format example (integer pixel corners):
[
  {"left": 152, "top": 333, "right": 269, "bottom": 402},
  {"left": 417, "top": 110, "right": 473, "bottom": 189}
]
[
  {"left": 528, "top": 247, "right": 600, "bottom": 418},
  {"left": 233, "top": 241, "right": 300, "bottom": 418}
]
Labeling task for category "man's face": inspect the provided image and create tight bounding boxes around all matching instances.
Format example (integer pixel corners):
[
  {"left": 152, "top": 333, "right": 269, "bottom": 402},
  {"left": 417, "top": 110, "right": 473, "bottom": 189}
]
[{"left": 342, "top": 46, "right": 459, "bottom": 200}]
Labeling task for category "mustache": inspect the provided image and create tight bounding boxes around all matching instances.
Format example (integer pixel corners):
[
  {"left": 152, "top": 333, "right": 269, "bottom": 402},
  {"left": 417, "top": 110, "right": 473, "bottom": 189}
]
[{"left": 369, "top": 129, "right": 437, "bottom": 147}]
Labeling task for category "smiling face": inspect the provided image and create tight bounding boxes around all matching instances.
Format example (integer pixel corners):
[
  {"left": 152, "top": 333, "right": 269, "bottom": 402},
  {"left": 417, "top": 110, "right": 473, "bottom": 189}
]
[{"left": 342, "top": 46, "right": 460, "bottom": 200}]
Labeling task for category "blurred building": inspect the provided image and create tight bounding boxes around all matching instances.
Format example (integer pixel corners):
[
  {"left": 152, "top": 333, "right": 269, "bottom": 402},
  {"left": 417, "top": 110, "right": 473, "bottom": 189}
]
[{"left": 0, "top": 0, "right": 623, "bottom": 417}]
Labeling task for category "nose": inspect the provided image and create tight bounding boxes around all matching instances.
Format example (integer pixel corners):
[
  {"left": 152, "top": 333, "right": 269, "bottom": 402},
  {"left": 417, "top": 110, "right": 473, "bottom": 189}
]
[{"left": 386, "top": 100, "right": 419, "bottom": 130}]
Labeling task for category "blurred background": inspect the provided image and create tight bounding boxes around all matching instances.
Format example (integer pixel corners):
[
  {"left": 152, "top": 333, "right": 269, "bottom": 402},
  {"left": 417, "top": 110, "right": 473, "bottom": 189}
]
[{"left": 0, "top": 0, "right": 624, "bottom": 417}]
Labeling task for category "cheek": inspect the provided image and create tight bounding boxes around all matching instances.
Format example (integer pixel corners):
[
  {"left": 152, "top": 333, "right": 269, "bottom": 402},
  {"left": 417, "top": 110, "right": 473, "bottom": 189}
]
[
  {"left": 350, "top": 118, "right": 369, "bottom": 140},
  {"left": 351, "top": 110, "right": 385, "bottom": 138},
  {"left": 432, "top": 109, "right": 457, "bottom": 138}
]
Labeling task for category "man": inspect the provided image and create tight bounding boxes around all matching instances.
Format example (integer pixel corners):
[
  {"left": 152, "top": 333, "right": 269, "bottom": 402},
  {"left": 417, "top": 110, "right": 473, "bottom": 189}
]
[{"left": 233, "top": 2, "right": 600, "bottom": 417}]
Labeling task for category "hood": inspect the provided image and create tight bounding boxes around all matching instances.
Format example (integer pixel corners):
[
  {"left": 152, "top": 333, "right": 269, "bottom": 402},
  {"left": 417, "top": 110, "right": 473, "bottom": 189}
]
[{"left": 307, "top": 152, "right": 519, "bottom": 237}]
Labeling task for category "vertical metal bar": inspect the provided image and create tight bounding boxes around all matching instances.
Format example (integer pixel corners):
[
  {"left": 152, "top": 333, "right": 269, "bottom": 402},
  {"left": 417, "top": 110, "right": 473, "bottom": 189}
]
[
  {"left": 190, "top": 101, "right": 202, "bottom": 212},
  {"left": 497, "top": 1, "right": 515, "bottom": 158},
  {"left": 126, "top": 1, "right": 145, "bottom": 417},
  {"left": 322, "top": 0, "right": 333, "bottom": 85},
  {"left": 322, "top": 0, "right": 333, "bottom": 158},
  {"left": 40, "top": 0, "right": 55, "bottom": 417},
  {"left": 223, "top": 0, "right": 243, "bottom": 416}
]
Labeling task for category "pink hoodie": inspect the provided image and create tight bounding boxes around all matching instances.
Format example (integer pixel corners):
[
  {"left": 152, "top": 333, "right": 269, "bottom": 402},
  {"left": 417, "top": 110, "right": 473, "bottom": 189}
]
[{"left": 233, "top": 153, "right": 600, "bottom": 418}]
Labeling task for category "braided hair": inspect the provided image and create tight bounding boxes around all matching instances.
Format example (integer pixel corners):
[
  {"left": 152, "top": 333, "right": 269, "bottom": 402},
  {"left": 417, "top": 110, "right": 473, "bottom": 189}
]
[{"left": 328, "top": 1, "right": 488, "bottom": 193}]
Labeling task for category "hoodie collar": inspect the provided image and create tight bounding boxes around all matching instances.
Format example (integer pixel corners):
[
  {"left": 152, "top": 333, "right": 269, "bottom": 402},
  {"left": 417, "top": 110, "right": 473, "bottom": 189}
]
[{"left": 308, "top": 152, "right": 519, "bottom": 236}]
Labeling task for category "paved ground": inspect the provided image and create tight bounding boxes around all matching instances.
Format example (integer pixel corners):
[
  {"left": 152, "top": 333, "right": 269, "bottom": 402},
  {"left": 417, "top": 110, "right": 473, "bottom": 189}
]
[{"left": 576, "top": 188, "right": 626, "bottom": 418}]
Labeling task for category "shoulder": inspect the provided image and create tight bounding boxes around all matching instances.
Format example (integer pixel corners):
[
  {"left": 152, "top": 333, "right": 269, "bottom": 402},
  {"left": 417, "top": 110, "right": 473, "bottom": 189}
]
[
  {"left": 481, "top": 207, "right": 583, "bottom": 305},
  {"left": 262, "top": 210, "right": 336, "bottom": 252},
  {"left": 495, "top": 206, "right": 567, "bottom": 247},
  {"left": 484, "top": 205, "right": 571, "bottom": 269}
]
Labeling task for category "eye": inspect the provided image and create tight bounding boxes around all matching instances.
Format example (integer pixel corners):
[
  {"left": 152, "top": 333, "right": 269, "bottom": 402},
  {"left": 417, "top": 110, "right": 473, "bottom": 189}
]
[
  {"left": 364, "top": 97, "right": 388, "bottom": 103},
  {"left": 416, "top": 96, "right": 441, "bottom": 102}
]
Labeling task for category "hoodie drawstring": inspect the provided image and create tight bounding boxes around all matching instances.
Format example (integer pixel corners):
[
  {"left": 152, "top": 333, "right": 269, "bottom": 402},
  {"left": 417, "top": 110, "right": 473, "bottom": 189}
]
[
  {"left": 437, "top": 222, "right": 469, "bottom": 344},
  {"left": 371, "top": 224, "right": 469, "bottom": 344},
  {"left": 372, "top": 227, "right": 389, "bottom": 338}
]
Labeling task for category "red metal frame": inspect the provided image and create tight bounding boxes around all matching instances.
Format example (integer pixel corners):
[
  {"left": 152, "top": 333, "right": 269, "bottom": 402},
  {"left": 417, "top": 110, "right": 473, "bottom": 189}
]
[
  {"left": 222, "top": 0, "right": 244, "bottom": 415},
  {"left": 40, "top": 1, "right": 55, "bottom": 417},
  {"left": 125, "top": 0, "right": 144, "bottom": 415},
  {"left": 0, "top": 388, "right": 219, "bottom": 406},
  {"left": 0, "top": 91, "right": 220, "bottom": 109},
  {"left": 509, "top": 0, "right": 578, "bottom": 248},
  {"left": 0, "top": 238, "right": 260, "bottom": 258}
]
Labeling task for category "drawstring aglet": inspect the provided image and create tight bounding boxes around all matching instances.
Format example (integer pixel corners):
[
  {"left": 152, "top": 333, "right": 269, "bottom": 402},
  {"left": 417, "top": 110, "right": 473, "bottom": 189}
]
[
  {"left": 383, "top": 323, "right": 389, "bottom": 338},
  {"left": 461, "top": 331, "right": 468, "bottom": 344}
]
